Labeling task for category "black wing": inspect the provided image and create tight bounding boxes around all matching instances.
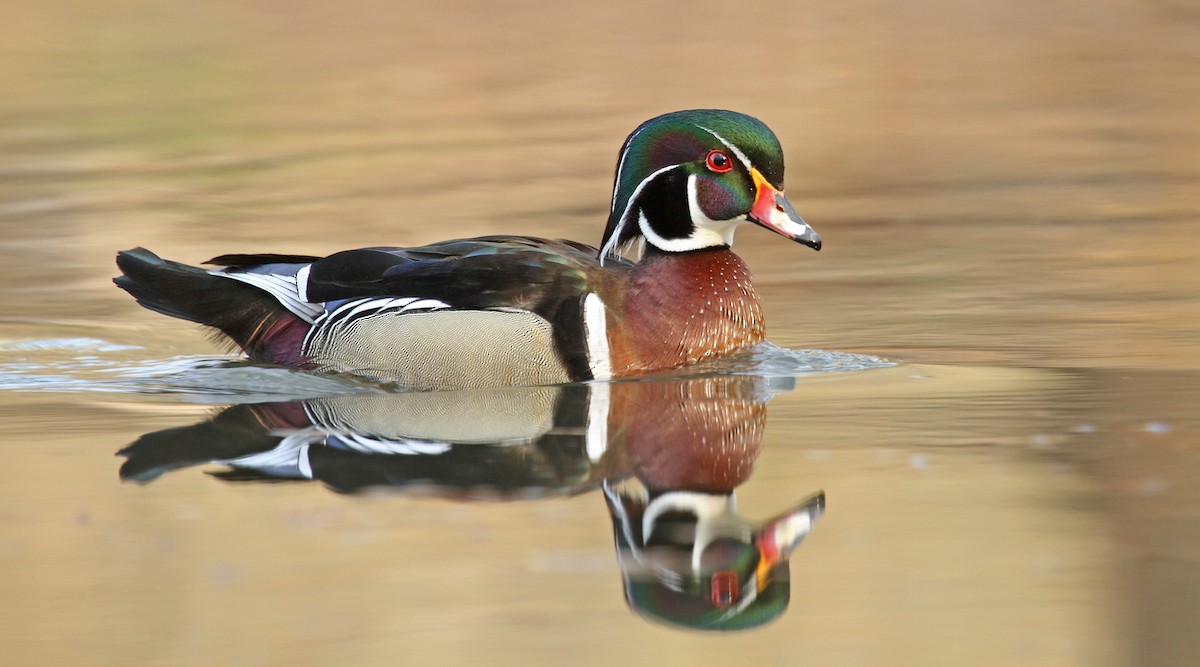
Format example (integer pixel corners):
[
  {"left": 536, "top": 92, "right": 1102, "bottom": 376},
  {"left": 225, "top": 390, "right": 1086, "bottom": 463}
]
[
  {"left": 303, "top": 235, "right": 627, "bottom": 311},
  {"left": 206, "top": 252, "right": 325, "bottom": 268}
]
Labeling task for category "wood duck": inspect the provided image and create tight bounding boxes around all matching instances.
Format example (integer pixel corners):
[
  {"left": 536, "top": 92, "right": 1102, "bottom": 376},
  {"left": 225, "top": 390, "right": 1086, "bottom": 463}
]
[{"left": 114, "top": 109, "right": 821, "bottom": 388}]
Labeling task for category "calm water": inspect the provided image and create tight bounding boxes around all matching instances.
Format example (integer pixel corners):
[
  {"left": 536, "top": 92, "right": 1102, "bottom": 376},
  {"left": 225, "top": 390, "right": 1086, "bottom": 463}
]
[{"left": 2, "top": 1, "right": 1198, "bottom": 665}]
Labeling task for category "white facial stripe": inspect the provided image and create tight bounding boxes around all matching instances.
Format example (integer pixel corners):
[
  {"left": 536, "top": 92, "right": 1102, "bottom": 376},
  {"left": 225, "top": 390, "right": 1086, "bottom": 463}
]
[
  {"left": 685, "top": 173, "right": 741, "bottom": 246},
  {"left": 642, "top": 491, "right": 735, "bottom": 543},
  {"left": 600, "top": 163, "right": 681, "bottom": 261},
  {"left": 697, "top": 125, "right": 753, "bottom": 173},
  {"left": 638, "top": 208, "right": 738, "bottom": 253},
  {"left": 610, "top": 124, "right": 649, "bottom": 214}
]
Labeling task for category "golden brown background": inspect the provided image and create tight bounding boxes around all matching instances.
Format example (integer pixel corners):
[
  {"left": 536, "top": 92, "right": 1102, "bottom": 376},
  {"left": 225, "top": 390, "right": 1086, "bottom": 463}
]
[{"left": 1, "top": 1, "right": 1197, "bottom": 665}]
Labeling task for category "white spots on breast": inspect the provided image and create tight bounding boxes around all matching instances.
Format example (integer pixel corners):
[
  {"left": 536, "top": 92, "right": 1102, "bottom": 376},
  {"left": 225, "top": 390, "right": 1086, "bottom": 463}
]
[{"left": 674, "top": 255, "right": 764, "bottom": 365}]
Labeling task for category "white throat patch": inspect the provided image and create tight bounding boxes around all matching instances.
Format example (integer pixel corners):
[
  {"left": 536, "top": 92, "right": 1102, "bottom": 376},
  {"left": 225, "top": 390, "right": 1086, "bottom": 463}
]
[{"left": 636, "top": 173, "right": 742, "bottom": 252}]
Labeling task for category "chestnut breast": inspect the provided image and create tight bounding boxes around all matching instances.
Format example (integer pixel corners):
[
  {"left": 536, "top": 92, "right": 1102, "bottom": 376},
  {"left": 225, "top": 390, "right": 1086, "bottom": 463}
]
[{"left": 603, "top": 248, "right": 765, "bottom": 375}]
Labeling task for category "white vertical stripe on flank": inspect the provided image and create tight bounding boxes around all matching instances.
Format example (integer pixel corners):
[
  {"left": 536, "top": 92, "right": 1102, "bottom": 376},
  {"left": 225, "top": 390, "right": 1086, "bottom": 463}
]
[
  {"left": 582, "top": 293, "right": 611, "bottom": 380},
  {"left": 611, "top": 124, "right": 649, "bottom": 215},
  {"left": 586, "top": 381, "right": 611, "bottom": 463},
  {"left": 583, "top": 292, "right": 612, "bottom": 461}
]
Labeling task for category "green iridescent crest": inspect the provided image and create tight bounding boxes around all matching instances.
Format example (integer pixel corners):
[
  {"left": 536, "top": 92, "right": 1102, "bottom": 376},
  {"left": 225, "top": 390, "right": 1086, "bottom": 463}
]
[{"left": 600, "top": 110, "right": 786, "bottom": 257}]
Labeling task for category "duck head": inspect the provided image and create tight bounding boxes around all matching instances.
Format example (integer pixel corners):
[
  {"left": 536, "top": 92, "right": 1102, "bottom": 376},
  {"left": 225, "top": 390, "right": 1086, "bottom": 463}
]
[{"left": 600, "top": 109, "right": 822, "bottom": 260}]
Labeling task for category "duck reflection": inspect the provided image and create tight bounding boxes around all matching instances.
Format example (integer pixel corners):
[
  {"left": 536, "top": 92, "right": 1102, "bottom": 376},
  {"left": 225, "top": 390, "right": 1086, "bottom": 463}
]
[{"left": 119, "top": 376, "right": 823, "bottom": 631}]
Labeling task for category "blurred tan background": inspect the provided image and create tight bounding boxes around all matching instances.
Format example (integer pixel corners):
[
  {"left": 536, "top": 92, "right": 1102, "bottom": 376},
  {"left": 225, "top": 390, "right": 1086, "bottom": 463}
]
[
  {"left": 1, "top": 1, "right": 1198, "bottom": 666},
  {"left": 1, "top": 0, "right": 1196, "bottom": 366}
]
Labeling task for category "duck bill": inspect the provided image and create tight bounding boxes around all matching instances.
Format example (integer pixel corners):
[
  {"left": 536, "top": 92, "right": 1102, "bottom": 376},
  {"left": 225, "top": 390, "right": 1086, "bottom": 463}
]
[
  {"left": 754, "top": 491, "right": 826, "bottom": 590},
  {"left": 747, "top": 168, "right": 822, "bottom": 251}
]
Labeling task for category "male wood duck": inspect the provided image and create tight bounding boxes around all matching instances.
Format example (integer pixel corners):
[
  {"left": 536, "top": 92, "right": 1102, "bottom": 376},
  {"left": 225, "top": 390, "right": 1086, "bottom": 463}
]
[{"left": 114, "top": 109, "right": 821, "bottom": 389}]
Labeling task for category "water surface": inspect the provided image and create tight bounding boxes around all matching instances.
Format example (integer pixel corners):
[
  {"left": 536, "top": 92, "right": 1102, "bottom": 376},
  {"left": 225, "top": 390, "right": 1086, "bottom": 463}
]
[{"left": 1, "top": 1, "right": 1198, "bottom": 665}]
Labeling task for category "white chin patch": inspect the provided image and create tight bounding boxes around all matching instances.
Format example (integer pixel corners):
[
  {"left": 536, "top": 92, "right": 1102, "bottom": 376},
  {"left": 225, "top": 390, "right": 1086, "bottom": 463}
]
[{"left": 638, "top": 174, "right": 742, "bottom": 252}]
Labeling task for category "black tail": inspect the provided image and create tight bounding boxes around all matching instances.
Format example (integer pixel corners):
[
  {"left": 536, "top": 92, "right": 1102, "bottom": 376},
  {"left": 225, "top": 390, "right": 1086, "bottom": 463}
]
[
  {"left": 117, "top": 403, "right": 294, "bottom": 482},
  {"left": 114, "top": 248, "right": 298, "bottom": 358}
]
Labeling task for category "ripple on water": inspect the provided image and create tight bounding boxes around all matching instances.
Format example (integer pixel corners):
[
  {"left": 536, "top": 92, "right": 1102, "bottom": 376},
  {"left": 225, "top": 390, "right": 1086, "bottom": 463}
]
[
  {"left": 644, "top": 342, "right": 893, "bottom": 388},
  {"left": 722, "top": 342, "right": 892, "bottom": 376},
  {"left": 0, "top": 337, "right": 891, "bottom": 400},
  {"left": 0, "top": 336, "right": 370, "bottom": 401},
  {"left": 0, "top": 337, "right": 143, "bottom": 353}
]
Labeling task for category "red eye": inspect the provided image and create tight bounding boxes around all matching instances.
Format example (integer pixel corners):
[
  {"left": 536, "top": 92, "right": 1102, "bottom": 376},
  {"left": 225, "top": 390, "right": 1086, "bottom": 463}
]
[{"left": 705, "top": 149, "right": 733, "bottom": 173}]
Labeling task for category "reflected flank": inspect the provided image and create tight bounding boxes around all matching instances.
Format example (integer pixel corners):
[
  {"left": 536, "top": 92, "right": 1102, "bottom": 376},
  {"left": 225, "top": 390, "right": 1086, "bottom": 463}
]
[{"left": 119, "top": 376, "right": 824, "bottom": 631}]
